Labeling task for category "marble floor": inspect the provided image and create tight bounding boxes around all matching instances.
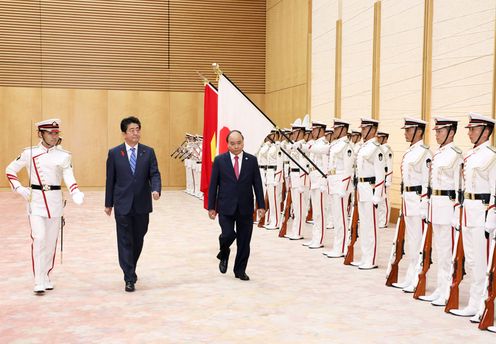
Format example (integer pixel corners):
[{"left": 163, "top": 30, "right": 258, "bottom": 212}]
[{"left": 0, "top": 190, "right": 493, "bottom": 343}]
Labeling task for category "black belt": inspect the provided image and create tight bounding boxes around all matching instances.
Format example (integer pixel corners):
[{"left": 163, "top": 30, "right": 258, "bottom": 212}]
[
  {"left": 31, "top": 184, "right": 61, "bottom": 191},
  {"left": 432, "top": 189, "right": 456, "bottom": 199},
  {"left": 290, "top": 168, "right": 300, "bottom": 172},
  {"left": 259, "top": 165, "right": 267, "bottom": 170},
  {"left": 358, "top": 177, "right": 375, "bottom": 184},
  {"left": 267, "top": 166, "right": 276, "bottom": 170},
  {"left": 464, "top": 192, "right": 491, "bottom": 204},
  {"left": 405, "top": 185, "right": 422, "bottom": 194}
]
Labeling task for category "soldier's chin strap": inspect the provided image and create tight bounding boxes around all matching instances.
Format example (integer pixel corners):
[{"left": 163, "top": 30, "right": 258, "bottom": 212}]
[
  {"left": 441, "top": 127, "right": 451, "bottom": 147},
  {"left": 364, "top": 126, "right": 373, "bottom": 141},
  {"left": 474, "top": 125, "right": 491, "bottom": 147}
]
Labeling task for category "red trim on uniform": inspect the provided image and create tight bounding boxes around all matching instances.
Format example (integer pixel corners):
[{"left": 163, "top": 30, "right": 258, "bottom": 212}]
[
  {"left": 48, "top": 236, "right": 58, "bottom": 275},
  {"left": 340, "top": 197, "right": 346, "bottom": 253},
  {"left": 298, "top": 193, "right": 303, "bottom": 236},
  {"left": 69, "top": 183, "right": 78, "bottom": 192},
  {"left": 273, "top": 187, "right": 278, "bottom": 225},
  {"left": 32, "top": 153, "right": 51, "bottom": 219},
  {"left": 451, "top": 227, "right": 454, "bottom": 253},
  {"left": 374, "top": 180, "right": 384, "bottom": 188},
  {"left": 488, "top": 204, "right": 496, "bottom": 211},
  {"left": 487, "top": 237, "right": 490, "bottom": 263},
  {"left": 319, "top": 193, "right": 325, "bottom": 244},
  {"left": 403, "top": 197, "right": 408, "bottom": 217},
  {"left": 7, "top": 173, "right": 19, "bottom": 180},
  {"left": 385, "top": 198, "right": 389, "bottom": 225},
  {"left": 372, "top": 205, "right": 377, "bottom": 265}
]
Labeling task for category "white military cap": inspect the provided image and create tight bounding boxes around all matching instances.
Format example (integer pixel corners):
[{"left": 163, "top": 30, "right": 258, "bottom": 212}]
[
  {"left": 332, "top": 118, "right": 350, "bottom": 128},
  {"left": 311, "top": 120, "right": 327, "bottom": 129},
  {"left": 465, "top": 112, "right": 496, "bottom": 128},
  {"left": 360, "top": 117, "right": 379, "bottom": 128},
  {"left": 291, "top": 118, "right": 305, "bottom": 129},
  {"left": 377, "top": 131, "right": 389, "bottom": 138},
  {"left": 401, "top": 117, "right": 426, "bottom": 129},
  {"left": 36, "top": 118, "right": 61, "bottom": 132},
  {"left": 351, "top": 129, "right": 361, "bottom": 135},
  {"left": 302, "top": 114, "right": 311, "bottom": 130},
  {"left": 433, "top": 117, "right": 458, "bottom": 130}
]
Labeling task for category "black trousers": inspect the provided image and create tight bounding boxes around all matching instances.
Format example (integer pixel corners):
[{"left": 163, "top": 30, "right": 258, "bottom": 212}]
[
  {"left": 217, "top": 210, "right": 254, "bottom": 275},
  {"left": 115, "top": 213, "right": 149, "bottom": 282}
]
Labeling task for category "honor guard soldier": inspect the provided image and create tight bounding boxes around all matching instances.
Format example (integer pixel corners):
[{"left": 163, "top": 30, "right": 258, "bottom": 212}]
[
  {"left": 193, "top": 135, "right": 203, "bottom": 199},
  {"left": 377, "top": 131, "right": 393, "bottom": 228},
  {"left": 324, "top": 128, "right": 335, "bottom": 231},
  {"left": 393, "top": 117, "right": 432, "bottom": 291},
  {"left": 6, "top": 119, "right": 84, "bottom": 294},
  {"left": 265, "top": 130, "right": 284, "bottom": 230},
  {"left": 286, "top": 118, "right": 309, "bottom": 240},
  {"left": 303, "top": 121, "right": 330, "bottom": 249},
  {"left": 418, "top": 117, "right": 462, "bottom": 306},
  {"left": 184, "top": 133, "right": 195, "bottom": 195},
  {"left": 323, "top": 119, "right": 355, "bottom": 258},
  {"left": 449, "top": 113, "right": 496, "bottom": 320},
  {"left": 352, "top": 118, "right": 385, "bottom": 269},
  {"left": 256, "top": 135, "right": 271, "bottom": 222}
]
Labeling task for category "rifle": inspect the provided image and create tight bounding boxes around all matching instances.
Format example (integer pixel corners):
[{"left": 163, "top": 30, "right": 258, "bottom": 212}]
[
  {"left": 257, "top": 190, "right": 269, "bottom": 228},
  {"left": 278, "top": 188, "right": 292, "bottom": 238},
  {"left": 445, "top": 163, "right": 466, "bottom": 313},
  {"left": 385, "top": 183, "right": 406, "bottom": 286},
  {"left": 479, "top": 230, "right": 496, "bottom": 330},
  {"left": 344, "top": 175, "right": 359, "bottom": 265}
]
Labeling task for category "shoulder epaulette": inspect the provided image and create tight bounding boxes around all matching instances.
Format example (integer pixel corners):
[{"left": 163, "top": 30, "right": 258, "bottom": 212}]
[
  {"left": 421, "top": 144, "right": 430, "bottom": 149},
  {"left": 451, "top": 146, "right": 462, "bottom": 154}
]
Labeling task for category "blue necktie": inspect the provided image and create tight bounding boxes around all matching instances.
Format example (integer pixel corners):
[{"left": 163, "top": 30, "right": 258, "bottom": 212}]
[{"left": 129, "top": 147, "right": 136, "bottom": 174}]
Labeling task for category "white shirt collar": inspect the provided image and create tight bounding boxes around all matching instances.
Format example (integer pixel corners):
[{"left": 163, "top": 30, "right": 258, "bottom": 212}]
[
  {"left": 229, "top": 151, "right": 243, "bottom": 160},
  {"left": 125, "top": 142, "right": 138, "bottom": 152}
]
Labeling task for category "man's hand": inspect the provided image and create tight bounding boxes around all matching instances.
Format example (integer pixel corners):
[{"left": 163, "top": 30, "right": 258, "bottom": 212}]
[
  {"left": 257, "top": 209, "right": 266, "bottom": 219},
  {"left": 104, "top": 207, "right": 112, "bottom": 216},
  {"left": 152, "top": 191, "right": 160, "bottom": 200},
  {"left": 208, "top": 209, "right": 217, "bottom": 220}
]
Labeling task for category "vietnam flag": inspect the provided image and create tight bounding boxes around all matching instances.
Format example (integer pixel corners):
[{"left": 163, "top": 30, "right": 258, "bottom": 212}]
[
  {"left": 217, "top": 74, "right": 274, "bottom": 155},
  {"left": 200, "top": 82, "right": 218, "bottom": 209}
]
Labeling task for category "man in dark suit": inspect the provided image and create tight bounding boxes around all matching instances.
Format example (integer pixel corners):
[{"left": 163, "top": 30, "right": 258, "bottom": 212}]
[
  {"left": 208, "top": 130, "right": 265, "bottom": 281},
  {"left": 105, "top": 116, "right": 161, "bottom": 292}
]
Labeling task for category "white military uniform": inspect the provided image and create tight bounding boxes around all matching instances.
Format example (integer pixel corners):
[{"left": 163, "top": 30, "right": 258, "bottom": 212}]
[
  {"left": 378, "top": 142, "right": 393, "bottom": 228},
  {"left": 257, "top": 141, "right": 270, "bottom": 222},
  {"left": 192, "top": 138, "right": 203, "bottom": 199},
  {"left": 184, "top": 136, "right": 195, "bottom": 195},
  {"left": 395, "top": 139, "right": 432, "bottom": 290},
  {"left": 265, "top": 140, "right": 284, "bottom": 229},
  {"left": 5, "top": 119, "right": 83, "bottom": 292},
  {"left": 303, "top": 135, "right": 330, "bottom": 248},
  {"left": 450, "top": 138, "right": 496, "bottom": 317},
  {"left": 354, "top": 126, "right": 386, "bottom": 269},
  {"left": 287, "top": 138, "right": 309, "bottom": 240},
  {"left": 323, "top": 135, "right": 355, "bottom": 257},
  {"left": 419, "top": 140, "right": 462, "bottom": 305}
]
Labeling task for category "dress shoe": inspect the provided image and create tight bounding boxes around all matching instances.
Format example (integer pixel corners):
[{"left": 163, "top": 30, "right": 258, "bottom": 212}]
[
  {"left": 469, "top": 313, "right": 482, "bottom": 323},
  {"left": 302, "top": 240, "right": 313, "bottom": 246},
  {"left": 431, "top": 296, "right": 447, "bottom": 307},
  {"left": 33, "top": 284, "right": 45, "bottom": 294},
  {"left": 219, "top": 258, "right": 228, "bottom": 274},
  {"left": 308, "top": 244, "right": 324, "bottom": 249},
  {"left": 449, "top": 306, "right": 477, "bottom": 317},
  {"left": 125, "top": 281, "right": 135, "bottom": 292},
  {"left": 264, "top": 224, "right": 279, "bottom": 230},
  {"left": 235, "top": 273, "right": 250, "bottom": 281},
  {"left": 358, "top": 264, "right": 378, "bottom": 270},
  {"left": 402, "top": 284, "right": 416, "bottom": 293},
  {"left": 487, "top": 326, "right": 496, "bottom": 333},
  {"left": 44, "top": 281, "right": 54, "bottom": 290},
  {"left": 324, "top": 250, "right": 344, "bottom": 258},
  {"left": 350, "top": 261, "right": 362, "bottom": 267},
  {"left": 391, "top": 281, "right": 409, "bottom": 289},
  {"left": 287, "top": 235, "right": 304, "bottom": 240},
  {"left": 418, "top": 290, "right": 440, "bottom": 302}
]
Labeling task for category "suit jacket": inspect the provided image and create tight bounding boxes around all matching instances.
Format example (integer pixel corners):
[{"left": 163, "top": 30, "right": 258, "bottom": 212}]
[
  {"left": 105, "top": 143, "right": 161, "bottom": 216},
  {"left": 208, "top": 151, "right": 265, "bottom": 216}
]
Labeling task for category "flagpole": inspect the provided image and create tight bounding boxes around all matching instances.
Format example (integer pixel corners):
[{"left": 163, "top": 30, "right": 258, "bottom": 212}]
[{"left": 211, "top": 63, "right": 326, "bottom": 178}]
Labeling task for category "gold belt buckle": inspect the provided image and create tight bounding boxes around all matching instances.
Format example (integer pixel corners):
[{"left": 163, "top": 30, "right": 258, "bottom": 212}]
[
  {"left": 328, "top": 168, "right": 336, "bottom": 175},
  {"left": 42, "top": 184, "right": 50, "bottom": 191}
]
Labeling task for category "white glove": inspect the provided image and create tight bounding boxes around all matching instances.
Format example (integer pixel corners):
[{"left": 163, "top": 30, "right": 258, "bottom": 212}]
[
  {"left": 337, "top": 189, "right": 346, "bottom": 199},
  {"left": 372, "top": 193, "right": 381, "bottom": 206},
  {"left": 15, "top": 186, "right": 31, "bottom": 201},
  {"left": 485, "top": 208, "right": 496, "bottom": 235},
  {"left": 420, "top": 200, "right": 428, "bottom": 220},
  {"left": 72, "top": 190, "right": 85, "bottom": 205},
  {"left": 451, "top": 205, "right": 460, "bottom": 229}
]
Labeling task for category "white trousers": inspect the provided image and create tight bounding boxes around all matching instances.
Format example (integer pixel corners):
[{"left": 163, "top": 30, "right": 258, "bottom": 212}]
[
  {"left": 310, "top": 189, "right": 326, "bottom": 246},
  {"left": 403, "top": 215, "right": 423, "bottom": 286},
  {"left": 289, "top": 188, "right": 306, "bottom": 238},
  {"left": 432, "top": 224, "right": 453, "bottom": 298},
  {"left": 29, "top": 215, "right": 60, "bottom": 286},
  {"left": 194, "top": 166, "right": 202, "bottom": 197},
  {"left": 185, "top": 166, "right": 193, "bottom": 192},
  {"left": 358, "top": 201, "right": 378, "bottom": 266},
  {"left": 377, "top": 191, "right": 391, "bottom": 227},
  {"left": 463, "top": 225, "right": 488, "bottom": 311},
  {"left": 331, "top": 194, "right": 348, "bottom": 254},
  {"left": 266, "top": 183, "right": 282, "bottom": 228}
]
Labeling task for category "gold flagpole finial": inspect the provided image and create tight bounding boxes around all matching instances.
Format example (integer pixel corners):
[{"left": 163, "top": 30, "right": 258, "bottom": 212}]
[
  {"left": 195, "top": 71, "right": 209, "bottom": 86},
  {"left": 212, "top": 63, "right": 223, "bottom": 81}
]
